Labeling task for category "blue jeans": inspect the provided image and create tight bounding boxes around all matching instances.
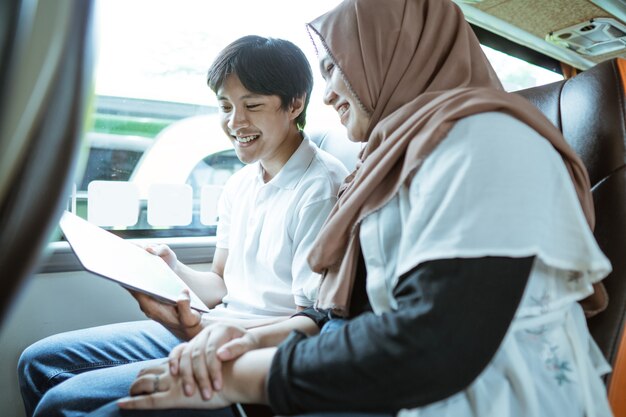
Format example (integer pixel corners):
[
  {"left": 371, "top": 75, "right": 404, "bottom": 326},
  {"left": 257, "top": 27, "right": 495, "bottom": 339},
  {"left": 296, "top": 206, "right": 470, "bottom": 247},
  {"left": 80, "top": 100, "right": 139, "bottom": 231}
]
[
  {"left": 18, "top": 320, "right": 182, "bottom": 417},
  {"left": 320, "top": 318, "right": 348, "bottom": 334}
]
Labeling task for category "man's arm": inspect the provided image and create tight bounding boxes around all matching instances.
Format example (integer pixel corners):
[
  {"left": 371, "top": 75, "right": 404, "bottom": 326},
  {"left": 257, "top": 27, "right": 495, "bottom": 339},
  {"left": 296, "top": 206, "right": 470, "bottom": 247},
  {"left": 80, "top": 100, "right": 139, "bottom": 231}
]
[
  {"left": 149, "top": 244, "right": 228, "bottom": 309},
  {"left": 217, "top": 314, "right": 319, "bottom": 359}
]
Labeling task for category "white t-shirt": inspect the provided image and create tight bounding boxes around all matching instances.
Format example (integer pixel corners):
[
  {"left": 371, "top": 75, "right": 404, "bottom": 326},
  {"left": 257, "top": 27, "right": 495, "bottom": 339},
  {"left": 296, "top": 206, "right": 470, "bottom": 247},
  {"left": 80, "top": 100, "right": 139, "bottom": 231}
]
[
  {"left": 210, "top": 136, "right": 348, "bottom": 320},
  {"left": 360, "top": 112, "right": 612, "bottom": 417}
]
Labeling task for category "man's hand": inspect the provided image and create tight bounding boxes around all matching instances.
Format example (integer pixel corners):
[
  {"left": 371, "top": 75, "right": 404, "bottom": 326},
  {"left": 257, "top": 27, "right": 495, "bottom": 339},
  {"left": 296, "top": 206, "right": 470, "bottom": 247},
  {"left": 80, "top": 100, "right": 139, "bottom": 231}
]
[
  {"left": 145, "top": 243, "right": 178, "bottom": 271},
  {"left": 131, "top": 289, "right": 203, "bottom": 340},
  {"left": 168, "top": 323, "right": 261, "bottom": 400}
]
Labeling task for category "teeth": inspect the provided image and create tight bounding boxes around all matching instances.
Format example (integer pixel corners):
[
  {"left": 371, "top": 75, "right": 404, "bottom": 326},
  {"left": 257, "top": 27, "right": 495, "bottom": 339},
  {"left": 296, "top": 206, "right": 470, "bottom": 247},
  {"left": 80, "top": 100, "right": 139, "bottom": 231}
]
[
  {"left": 236, "top": 135, "right": 258, "bottom": 143},
  {"left": 338, "top": 105, "right": 348, "bottom": 117}
]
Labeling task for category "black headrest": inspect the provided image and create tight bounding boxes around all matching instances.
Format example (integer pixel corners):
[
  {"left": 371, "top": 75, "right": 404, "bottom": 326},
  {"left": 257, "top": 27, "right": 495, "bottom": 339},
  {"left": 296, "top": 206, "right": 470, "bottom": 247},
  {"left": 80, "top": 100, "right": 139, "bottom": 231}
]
[{"left": 516, "top": 59, "right": 626, "bottom": 188}]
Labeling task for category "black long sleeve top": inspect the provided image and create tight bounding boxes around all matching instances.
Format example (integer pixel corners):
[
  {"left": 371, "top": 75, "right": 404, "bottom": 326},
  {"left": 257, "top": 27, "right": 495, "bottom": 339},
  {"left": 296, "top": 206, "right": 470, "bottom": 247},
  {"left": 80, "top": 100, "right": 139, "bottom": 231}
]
[{"left": 267, "top": 256, "right": 534, "bottom": 414}]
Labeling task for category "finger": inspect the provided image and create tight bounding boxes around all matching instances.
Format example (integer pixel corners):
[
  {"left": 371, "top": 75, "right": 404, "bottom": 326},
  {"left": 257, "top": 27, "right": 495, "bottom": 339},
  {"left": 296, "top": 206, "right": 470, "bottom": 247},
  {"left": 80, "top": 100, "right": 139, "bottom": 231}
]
[
  {"left": 191, "top": 343, "right": 214, "bottom": 400},
  {"left": 152, "top": 244, "right": 167, "bottom": 255},
  {"left": 176, "top": 289, "right": 192, "bottom": 314},
  {"left": 133, "top": 292, "right": 178, "bottom": 324},
  {"left": 130, "top": 375, "right": 158, "bottom": 396},
  {"left": 178, "top": 339, "right": 198, "bottom": 397},
  {"left": 131, "top": 291, "right": 153, "bottom": 309},
  {"left": 203, "top": 326, "right": 243, "bottom": 392},
  {"left": 205, "top": 346, "right": 223, "bottom": 392},
  {"left": 168, "top": 343, "right": 187, "bottom": 376},
  {"left": 216, "top": 336, "right": 254, "bottom": 361},
  {"left": 127, "top": 289, "right": 142, "bottom": 302},
  {"left": 132, "top": 242, "right": 148, "bottom": 250},
  {"left": 176, "top": 290, "right": 202, "bottom": 338},
  {"left": 134, "top": 292, "right": 162, "bottom": 318},
  {"left": 136, "top": 366, "right": 161, "bottom": 378},
  {"left": 117, "top": 393, "right": 165, "bottom": 410},
  {"left": 133, "top": 294, "right": 153, "bottom": 318}
]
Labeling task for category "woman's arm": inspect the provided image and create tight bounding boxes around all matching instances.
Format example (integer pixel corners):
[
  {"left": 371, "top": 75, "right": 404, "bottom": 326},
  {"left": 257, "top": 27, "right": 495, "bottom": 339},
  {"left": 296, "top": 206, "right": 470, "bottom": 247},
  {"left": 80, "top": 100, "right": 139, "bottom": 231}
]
[{"left": 221, "top": 314, "right": 320, "bottom": 358}]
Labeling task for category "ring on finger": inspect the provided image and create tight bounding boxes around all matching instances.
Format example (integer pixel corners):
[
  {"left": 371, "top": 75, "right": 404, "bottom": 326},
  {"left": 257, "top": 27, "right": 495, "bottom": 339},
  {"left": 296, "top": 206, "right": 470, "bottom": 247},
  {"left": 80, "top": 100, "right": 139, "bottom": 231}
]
[{"left": 153, "top": 374, "right": 160, "bottom": 392}]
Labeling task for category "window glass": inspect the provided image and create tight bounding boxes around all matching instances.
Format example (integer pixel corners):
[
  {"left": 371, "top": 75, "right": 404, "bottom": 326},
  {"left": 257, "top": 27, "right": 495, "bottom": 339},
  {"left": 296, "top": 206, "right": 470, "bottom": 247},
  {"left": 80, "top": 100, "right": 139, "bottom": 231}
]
[
  {"left": 481, "top": 45, "right": 563, "bottom": 91},
  {"left": 74, "top": 0, "right": 564, "bottom": 237}
]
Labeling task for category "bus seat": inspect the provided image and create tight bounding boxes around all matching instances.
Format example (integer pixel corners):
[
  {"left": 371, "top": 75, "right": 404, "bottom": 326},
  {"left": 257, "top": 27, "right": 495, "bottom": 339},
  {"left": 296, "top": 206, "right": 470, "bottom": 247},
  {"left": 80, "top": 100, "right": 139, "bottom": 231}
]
[
  {"left": 516, "top": 58, "right": 626, "bottom": 410},
  {"left": 308, "top": 125, "right": 361, "bottom": 172}
]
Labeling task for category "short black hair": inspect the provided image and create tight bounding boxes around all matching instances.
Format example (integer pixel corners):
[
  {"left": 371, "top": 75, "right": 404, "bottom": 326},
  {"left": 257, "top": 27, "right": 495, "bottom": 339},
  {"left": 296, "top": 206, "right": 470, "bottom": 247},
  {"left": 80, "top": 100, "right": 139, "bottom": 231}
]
[{"left": 207, "top": 35, "right": 314, "bottom": 130}]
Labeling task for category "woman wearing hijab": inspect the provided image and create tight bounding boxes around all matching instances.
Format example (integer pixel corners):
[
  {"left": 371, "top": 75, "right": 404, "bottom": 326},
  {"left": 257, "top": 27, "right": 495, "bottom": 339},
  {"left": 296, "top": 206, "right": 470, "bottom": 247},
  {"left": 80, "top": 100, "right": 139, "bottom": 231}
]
[{"left": 110, "top": 0, "right": 613, "bottom": 416}]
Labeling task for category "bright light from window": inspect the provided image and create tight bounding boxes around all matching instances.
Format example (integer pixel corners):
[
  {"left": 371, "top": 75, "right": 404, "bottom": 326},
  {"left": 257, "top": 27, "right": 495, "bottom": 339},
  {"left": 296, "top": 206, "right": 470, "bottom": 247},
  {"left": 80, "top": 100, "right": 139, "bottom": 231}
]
[
  {"left": 94, "top": 1, "right": 562, "bottom": 118},
  {"left": 95, "top": 0, "right": 343, "bottom": 106},
  {"left": 481, "top": 45, "right": 563, "bottom": 91}
]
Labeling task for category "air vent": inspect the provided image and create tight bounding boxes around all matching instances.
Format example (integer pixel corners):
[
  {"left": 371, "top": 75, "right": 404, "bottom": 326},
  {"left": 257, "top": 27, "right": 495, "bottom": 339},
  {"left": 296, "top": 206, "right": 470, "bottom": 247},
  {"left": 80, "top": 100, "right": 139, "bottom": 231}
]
[{"left": 547, "top": 18, "right": 626, "bottom": 56}]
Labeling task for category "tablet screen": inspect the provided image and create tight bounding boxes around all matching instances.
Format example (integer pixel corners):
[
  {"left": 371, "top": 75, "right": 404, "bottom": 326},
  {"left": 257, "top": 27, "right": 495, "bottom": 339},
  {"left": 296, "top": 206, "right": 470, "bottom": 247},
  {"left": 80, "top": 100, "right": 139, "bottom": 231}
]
[{"left": 59, "top": 211, "right": 210, "bottom": 313}]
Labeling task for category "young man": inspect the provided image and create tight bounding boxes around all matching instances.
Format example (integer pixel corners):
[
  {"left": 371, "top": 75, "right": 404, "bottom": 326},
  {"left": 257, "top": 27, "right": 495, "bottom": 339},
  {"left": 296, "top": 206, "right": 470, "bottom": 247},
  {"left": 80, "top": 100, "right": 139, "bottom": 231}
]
[{"left": 18, "top": 35, "right": 348, "bottom": 417}]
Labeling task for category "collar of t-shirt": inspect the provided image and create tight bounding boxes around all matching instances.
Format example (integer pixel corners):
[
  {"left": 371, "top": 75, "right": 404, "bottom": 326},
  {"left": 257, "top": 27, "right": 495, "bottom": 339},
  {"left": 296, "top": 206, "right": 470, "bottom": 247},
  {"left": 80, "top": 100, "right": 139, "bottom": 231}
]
[{"left": 255, "top": 134, "right": 315, "bottom": 189}]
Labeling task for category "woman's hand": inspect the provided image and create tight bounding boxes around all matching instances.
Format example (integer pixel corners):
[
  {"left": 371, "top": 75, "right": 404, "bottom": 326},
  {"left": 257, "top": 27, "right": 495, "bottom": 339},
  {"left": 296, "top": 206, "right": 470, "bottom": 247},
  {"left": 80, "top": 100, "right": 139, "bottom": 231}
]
[
  {"left": 131, "top": 289, "right": 204, "bottom": 340},
  {"left": 168, "top": 323, "right": 261, "bottom": 400},
  {"left": 117, "top": 361, "right": 231, "bottom": 410}
]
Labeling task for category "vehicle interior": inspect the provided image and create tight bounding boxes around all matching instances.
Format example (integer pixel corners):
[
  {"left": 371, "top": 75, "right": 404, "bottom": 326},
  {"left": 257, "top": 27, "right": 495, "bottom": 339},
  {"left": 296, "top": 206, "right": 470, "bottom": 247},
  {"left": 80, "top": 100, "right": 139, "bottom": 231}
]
[{"left": 1, "top": 0, "right": 625, "bottom": 416}]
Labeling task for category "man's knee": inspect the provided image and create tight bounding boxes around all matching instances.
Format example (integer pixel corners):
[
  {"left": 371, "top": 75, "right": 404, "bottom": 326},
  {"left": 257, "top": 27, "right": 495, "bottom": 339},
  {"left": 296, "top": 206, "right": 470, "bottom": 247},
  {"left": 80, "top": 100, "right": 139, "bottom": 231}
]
[
  {"left": 18, "top": 339, "right": 53, "bottom": 389},
  {"left": 18, "top": 342, "right": 47, "bottom": 416},
  {"left": 18, "top": 334, "right": 82, "bottom": 417}
]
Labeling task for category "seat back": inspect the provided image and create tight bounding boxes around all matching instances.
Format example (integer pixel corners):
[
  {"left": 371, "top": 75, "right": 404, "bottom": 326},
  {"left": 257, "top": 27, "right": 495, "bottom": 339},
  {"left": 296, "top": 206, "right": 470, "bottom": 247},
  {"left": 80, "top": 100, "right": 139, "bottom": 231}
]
[
  {"left": 516, "top": 58, "right": 626, "bottom": 410},
  {"left": 308, "top": 124, "right": 361, "bottom": 172}
]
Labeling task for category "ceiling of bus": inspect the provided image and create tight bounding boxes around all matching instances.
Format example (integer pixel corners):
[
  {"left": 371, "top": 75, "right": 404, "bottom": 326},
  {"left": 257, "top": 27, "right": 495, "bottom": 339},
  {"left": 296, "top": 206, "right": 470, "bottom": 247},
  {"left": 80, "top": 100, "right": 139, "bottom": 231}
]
[{"left": 457, "top": 0, "right": 626, "bottom": 68}]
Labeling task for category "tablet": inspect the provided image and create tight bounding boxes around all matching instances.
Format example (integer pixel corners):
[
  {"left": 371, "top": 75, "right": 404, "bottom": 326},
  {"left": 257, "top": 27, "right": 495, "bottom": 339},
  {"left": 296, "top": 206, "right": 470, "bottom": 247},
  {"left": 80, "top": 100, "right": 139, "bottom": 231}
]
[{"left": 59, "top": 211, "right": 210, "bottom": 312}]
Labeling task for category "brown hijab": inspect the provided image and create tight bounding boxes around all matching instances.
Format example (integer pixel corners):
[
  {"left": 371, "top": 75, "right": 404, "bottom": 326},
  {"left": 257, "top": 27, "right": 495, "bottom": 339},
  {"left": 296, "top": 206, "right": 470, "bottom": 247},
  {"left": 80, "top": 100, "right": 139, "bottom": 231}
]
[{"left": 307, "top": 0, "right": 606, "bottom": 316}]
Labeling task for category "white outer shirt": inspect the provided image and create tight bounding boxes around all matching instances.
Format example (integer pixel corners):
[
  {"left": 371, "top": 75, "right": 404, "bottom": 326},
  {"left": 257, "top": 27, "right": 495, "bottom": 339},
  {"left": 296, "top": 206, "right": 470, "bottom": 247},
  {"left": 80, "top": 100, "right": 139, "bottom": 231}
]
[
  {"left": 210, "top": 136, "right": 348, "bottom": 320},
  {"left": 360, "top": 112, "right": 612, "bottom": 417}
]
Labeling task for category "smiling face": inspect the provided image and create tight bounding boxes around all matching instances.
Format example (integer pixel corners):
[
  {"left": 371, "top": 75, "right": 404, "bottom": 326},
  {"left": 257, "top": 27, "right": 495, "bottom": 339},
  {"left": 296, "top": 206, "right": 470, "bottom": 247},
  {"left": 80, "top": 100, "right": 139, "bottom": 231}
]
[
  {"left": 217, "top": 74, "right": 304, "bottom": 179},
  {"left": 319, "top": 52, "right": 371, "bottom": 142}
]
